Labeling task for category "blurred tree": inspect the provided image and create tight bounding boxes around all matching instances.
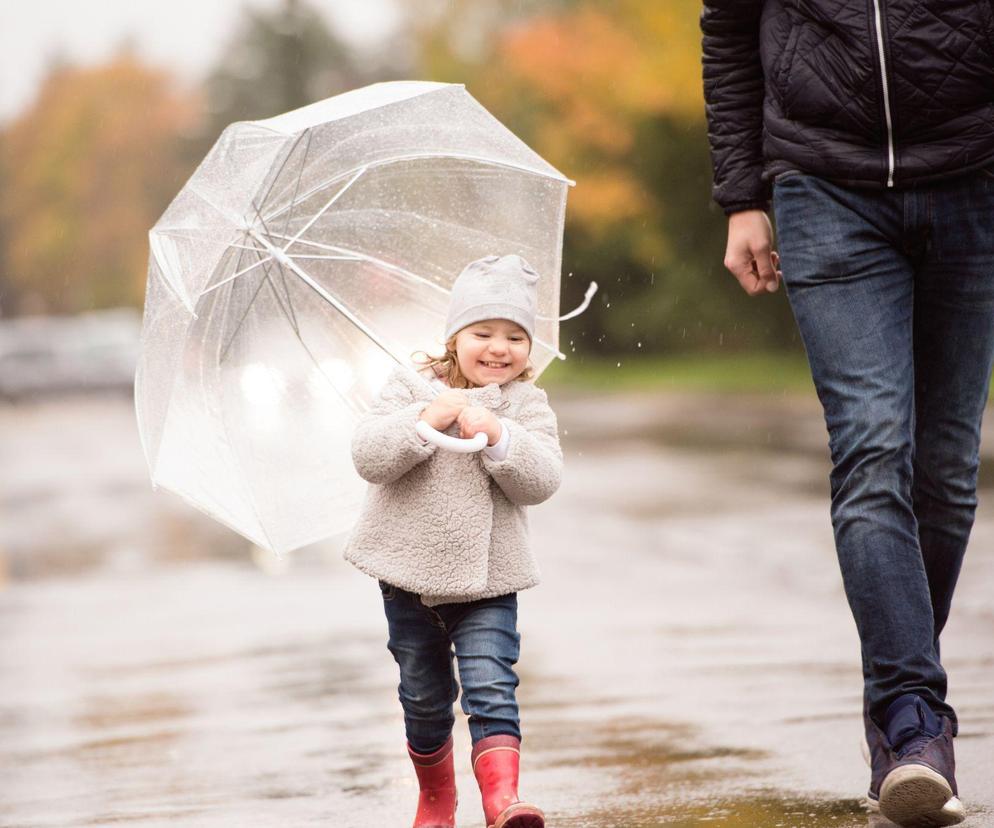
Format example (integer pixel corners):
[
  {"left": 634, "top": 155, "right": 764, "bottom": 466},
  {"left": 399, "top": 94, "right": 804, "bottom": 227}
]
[
  {"left": 202, "top": 0, "right": 362, "bottom": 142},
  {"left": 0, "top": 54, "right": 200, "bottom": 314},
  {"left": 0, "top": 132, "right": 9, "bottom": 315},
  {"left": 406, "top": 0, "right": 800, "bottom": 355},
  {"left": 0, "top": 0, "right": 384, "bottom": 316}
]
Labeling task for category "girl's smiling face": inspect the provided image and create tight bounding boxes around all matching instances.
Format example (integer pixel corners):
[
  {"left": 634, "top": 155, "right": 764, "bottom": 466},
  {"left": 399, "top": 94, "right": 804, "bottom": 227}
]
[{"left": 454, "top": 319, "right": 531, "bottom": 387}]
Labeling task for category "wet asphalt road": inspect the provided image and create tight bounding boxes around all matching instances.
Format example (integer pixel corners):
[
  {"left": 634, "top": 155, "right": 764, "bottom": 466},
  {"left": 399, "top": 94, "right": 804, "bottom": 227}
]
[{"left": 1, "top": 391, "right": 992, "bottom": 827}]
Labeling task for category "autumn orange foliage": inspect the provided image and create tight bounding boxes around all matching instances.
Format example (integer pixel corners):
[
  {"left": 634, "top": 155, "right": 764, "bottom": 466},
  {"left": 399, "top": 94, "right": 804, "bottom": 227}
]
[
  {"left": 477, "top": 2, "right": 704, "bottom": 236},
  {"left": 1, "top": 54, "right": 201, "bottom": 313}
]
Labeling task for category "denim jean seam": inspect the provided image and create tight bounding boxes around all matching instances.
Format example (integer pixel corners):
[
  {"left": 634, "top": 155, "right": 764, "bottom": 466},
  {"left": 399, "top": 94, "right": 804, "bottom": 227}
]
[
  {"left": 426, "top": 607, "right": 447, "bottom": 631},
  {"left": 412, "top": 593, "right": 449, "bottom": 630}
]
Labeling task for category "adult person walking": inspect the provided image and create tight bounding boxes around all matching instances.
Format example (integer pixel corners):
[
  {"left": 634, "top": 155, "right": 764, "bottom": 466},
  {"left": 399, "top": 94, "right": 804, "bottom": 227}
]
[{"left": 701, "top": 2, "right": 994, "bottom": 826}]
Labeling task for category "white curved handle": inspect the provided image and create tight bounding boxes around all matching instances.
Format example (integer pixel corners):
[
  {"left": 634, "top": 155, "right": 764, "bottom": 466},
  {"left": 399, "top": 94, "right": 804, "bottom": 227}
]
[{"left": 416, "top": 420, "right": 488, "bottom": 453}]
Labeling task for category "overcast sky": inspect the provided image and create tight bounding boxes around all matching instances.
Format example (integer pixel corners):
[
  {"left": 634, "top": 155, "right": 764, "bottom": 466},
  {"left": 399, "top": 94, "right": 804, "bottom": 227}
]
[{"left": 0, "top": 0, "right": 402, "bottom": 125}]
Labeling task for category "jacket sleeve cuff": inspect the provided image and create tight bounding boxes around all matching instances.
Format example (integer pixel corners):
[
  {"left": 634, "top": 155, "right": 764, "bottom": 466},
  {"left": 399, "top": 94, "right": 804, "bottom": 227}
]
[
  {"left": 723, "top": 200, "right": 771, "bottom": 216},
  {"left": 482, "top": 418, "right": 511, "bottom": 461}
]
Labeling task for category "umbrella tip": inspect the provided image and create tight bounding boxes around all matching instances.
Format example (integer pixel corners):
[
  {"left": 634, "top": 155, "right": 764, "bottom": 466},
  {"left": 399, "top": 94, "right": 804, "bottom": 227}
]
[{"left": 251, "top": 545, "right": 289, "bottom": 575}]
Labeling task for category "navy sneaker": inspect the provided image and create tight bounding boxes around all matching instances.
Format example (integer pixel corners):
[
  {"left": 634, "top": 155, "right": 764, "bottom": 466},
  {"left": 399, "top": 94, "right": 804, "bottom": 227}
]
[{"left": 864, "top": 694, "right": 965, "bottom": 827}]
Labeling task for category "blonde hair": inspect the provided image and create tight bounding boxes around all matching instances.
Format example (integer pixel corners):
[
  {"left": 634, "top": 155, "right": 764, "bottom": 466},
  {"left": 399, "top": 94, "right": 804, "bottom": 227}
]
[{"left": 413, "top": 333, "right": 535, "bottom": 389}]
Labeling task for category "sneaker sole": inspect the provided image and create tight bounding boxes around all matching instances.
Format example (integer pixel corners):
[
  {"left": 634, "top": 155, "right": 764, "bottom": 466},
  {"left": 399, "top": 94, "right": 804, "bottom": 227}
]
[{"left": 879, "top": 764, "right": 965, "bottom": 827}]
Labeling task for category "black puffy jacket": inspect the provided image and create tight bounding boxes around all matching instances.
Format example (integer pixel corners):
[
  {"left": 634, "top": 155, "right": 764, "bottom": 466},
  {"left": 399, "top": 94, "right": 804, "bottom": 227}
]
[{"left": 701, "top": 0, "right": 994, "bottom": 214}]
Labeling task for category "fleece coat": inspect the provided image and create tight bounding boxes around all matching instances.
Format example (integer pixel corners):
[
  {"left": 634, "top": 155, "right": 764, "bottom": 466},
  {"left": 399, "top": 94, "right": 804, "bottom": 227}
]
[{"left": 343, "top": 366, "right": 562, "bottom": 606}]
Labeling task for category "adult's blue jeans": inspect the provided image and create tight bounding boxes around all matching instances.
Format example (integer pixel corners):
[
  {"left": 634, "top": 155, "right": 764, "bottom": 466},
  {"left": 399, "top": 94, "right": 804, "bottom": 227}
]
[
  {"left": 379, "top": 581, "right": 521, "bottom": 754},
  {"left": 773, "top": 166, "right": 994, "bottom": 733}
]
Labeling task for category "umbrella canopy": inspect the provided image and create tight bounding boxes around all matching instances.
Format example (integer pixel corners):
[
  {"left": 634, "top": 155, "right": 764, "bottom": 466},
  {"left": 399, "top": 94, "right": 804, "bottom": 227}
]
[{"left": 135, "top": 81, "right": 573, "bottom": 555}]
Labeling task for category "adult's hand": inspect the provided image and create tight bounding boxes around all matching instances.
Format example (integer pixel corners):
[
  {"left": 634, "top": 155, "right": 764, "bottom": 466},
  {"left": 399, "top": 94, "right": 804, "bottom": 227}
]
[{"left": 724, "top": 210, "right": 782, "bottom": 296}]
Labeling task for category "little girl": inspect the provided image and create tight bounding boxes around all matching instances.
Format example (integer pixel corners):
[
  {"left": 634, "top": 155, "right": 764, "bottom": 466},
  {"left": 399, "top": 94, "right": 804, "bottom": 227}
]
[{"left": 344, "top": 254, "right": 562, "bottom": 828}]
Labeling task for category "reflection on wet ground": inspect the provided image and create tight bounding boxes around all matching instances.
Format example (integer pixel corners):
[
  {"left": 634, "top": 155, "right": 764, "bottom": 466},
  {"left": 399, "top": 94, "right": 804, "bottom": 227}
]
[{"left": 1, "top": 394, "right": 992, "bottom": 826}]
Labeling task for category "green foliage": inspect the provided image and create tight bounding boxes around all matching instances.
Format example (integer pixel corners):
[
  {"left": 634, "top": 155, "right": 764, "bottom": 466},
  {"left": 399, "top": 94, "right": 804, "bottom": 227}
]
[
  {"left": 541, "top": 352, "right": 815, "bottom": 394},
  {"left": 202, "top": 0, "right": 360, "bottom": 141}
]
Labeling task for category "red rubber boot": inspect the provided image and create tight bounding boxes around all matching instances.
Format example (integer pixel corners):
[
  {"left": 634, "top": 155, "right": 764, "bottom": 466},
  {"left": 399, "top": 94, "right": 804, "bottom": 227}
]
[
  {"left": 471, "top": 735, "right": 545, "bottom": 828},
  {"left": 408, "top": 736, "right": 458, "bottom": 828}
]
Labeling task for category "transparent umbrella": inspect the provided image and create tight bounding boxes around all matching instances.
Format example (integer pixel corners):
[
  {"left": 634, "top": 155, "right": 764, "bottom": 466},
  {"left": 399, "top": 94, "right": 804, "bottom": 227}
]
[{"left": 135, "top": 81, "right": 579, "bottom": 555}]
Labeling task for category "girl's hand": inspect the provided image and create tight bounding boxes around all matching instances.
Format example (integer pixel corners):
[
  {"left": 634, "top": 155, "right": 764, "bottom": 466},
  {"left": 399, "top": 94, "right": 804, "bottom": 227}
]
[
  {"left": 457, "top": 406, "right": 502, "bottom": 446},
  {"left": 420, "top": 390, "right": 469, "bottom": 431}
]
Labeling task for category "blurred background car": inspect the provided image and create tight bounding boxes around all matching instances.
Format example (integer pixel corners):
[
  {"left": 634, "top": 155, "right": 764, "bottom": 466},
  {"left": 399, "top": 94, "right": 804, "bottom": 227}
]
[{"left": 0, "top": 308, "right": 140, "bottom": 400}]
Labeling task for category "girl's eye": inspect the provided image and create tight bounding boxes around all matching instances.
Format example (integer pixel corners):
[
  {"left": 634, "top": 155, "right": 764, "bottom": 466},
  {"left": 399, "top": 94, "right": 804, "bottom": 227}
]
[{"left": 475, "top": 333, "right": 490, "bottom": 339}]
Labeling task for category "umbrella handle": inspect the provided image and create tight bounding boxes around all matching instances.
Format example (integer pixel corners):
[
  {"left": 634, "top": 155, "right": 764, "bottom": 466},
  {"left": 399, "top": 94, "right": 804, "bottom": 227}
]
[{"left": 415, "top": 420, "right": 489, "bottom": 453}]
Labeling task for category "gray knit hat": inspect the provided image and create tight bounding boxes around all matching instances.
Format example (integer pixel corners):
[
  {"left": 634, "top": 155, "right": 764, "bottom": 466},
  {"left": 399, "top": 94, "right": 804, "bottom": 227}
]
[{"left": 444, "top": 254, "right": 539, "bottom": 341}]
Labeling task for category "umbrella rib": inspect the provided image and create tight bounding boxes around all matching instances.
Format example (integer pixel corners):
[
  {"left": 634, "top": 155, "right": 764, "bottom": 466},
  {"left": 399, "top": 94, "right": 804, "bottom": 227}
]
[
  {"left": 260, "top": 263, "right": 305, "bottom": 341},
  {"left": 282, "top": 165, "right": 367, "bottom": 254},
  {"left": 269, "top": 301, "right": 359, "bottom": 413},
  {"left": 215, "top": 229, "right": 299, "bottom": 363},
  {"left": 280, "top": 128, "right": 313, "bottom": 240},
  {"left": 201, "top": 255, "right": 273, "bottom": 296},
  {"left": 218, "top": 235, "right": 362, "bottom": 413},
  {"left": 264, "top": 232, "right": 447, "bottom": 295},
  {"left": 251, "top": 128, "right": 310, "bottom": 225},
  {"left": 218, "top": 254, "right": 272, "bottom": 365},
  {"left": 147, "top": 245, "right": 193, "bottom": 311},
  {"left": 216, "top": 261, "right": 301, "bottom": 365},
  {"left": 286, "top": 254, "right": 363, "bottom": 260},
  {"left": 246, "top": 229, "right": 397, "bottom": 362},
  {"left": 250, "top": 199, "right": 300, "bottom": 334},
  {"left": 261, "top": 262, "right": 302, "bottom": 339},
  {"left": 260, "top": 152, "right": 574, "bottom": 226}
]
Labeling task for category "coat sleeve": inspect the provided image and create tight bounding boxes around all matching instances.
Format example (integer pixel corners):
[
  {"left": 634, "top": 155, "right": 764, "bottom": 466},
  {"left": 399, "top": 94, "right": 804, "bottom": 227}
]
[
  {"left": 701, "top": 0, "right": 770, "bottom": 215},
  {"left": 351, "top": 373, "right": 437, "bottom": 485},
  {"left": 480, "top": 387, "right": 562, "bottom": 506}
]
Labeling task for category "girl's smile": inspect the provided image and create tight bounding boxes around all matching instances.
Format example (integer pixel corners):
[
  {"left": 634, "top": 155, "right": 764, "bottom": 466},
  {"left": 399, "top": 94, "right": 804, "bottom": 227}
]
[{"left": 455, "top": 320, "right": 531, "bottom": 387}]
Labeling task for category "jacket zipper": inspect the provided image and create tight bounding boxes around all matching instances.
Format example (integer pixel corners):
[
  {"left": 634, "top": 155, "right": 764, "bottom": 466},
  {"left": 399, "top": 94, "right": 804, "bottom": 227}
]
[{"left": 871, "top": 0, "right": 896, "bottom": 187}]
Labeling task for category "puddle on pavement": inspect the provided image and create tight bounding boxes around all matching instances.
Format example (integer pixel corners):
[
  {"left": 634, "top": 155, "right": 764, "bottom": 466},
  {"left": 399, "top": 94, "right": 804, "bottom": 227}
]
[
  {"left": 4, "top": 397, "right": 993, "bottom": 827},
  {"left": 559, "top": 795, "right": 872, "bottom": 828}
]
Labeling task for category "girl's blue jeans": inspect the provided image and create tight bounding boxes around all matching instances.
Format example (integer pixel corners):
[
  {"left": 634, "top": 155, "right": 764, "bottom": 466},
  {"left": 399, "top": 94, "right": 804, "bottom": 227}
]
[
  {"left": 773, "top": 165, "right": 994, "bottom": 733},
  {"left": 379, "top": 581, "right": 521, "bottom": 754}
]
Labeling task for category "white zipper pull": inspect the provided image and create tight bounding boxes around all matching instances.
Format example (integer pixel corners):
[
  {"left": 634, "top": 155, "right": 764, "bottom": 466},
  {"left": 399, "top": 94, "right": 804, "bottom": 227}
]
[{"left": 871, "top": 0, "right": 896, "bottom": 187}]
